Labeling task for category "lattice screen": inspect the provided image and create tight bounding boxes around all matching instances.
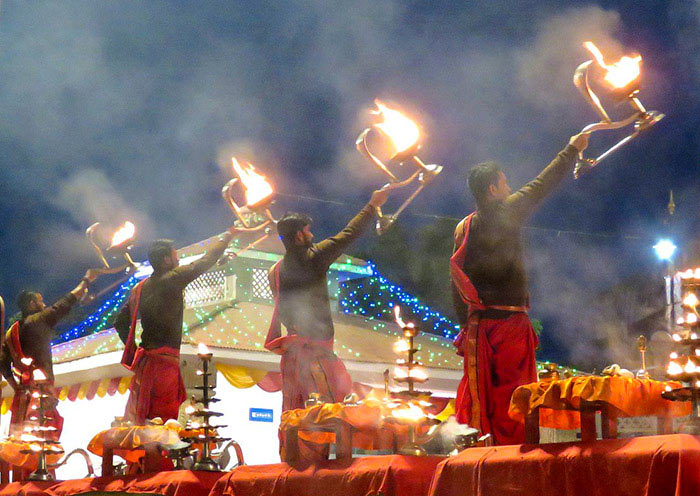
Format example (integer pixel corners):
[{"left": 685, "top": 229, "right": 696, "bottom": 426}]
[
  {"left": 185, "top": 269, "right": 236, "bottom": 308},
  {"left": 252, "top": 267, "right": 273, "bottom": 300}
]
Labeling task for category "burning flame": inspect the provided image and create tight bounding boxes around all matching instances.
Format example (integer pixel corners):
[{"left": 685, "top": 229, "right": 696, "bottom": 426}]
[
  {"left": 685, "top": 293, "right": 699, "bottom": 308},
  {"left": 685, "top": 359, "right": 697, "bottom": 374},
  {"left": 391, "top": 402, "right": 426, "bottom": 422},
  {"left": 393, "top": 338, "right": 410, "bottom": 354},
  {"left": 231, "top": 158, "right": 274, "bottom": 207},
  {"left": 109, "top": 221, "right": 136, "bottom": 249},
  {"left": 372, "top": 99, "right": 420, "bottom": 157},
  {"left": 394, "top": 306, "right": 415, "bottom": 330},
  {"left": 409, "top": 366, "right": 428, "bottom": 381},
  {"left": 197, "top": 342, "right": 211, "bottom": 356},
  {"left": 688, "top": 313, "right": 698, "bottom": 325},
  {"left": 667, "top": 360, "right": 682, "bottom": 376},
  {"left": 584, "top": 41, "right": 641, "bottom": 89},
  {"left": 32, "top": 369, "right": 47, "bottom": 382},
  {"left": 394, "top": 366, "right": 408, "bottom": 380}
]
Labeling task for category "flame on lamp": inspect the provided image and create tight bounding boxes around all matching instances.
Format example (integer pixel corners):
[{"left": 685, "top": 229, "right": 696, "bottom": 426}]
[
  {"left": 684, "top": 360, "right": 696, "bottom": 374},
  {"left": 20, "top": 357, "right": 33, "bottom": 367},
  {"left": 394, "top": 306, "right": 415, "bottom": 330},
  {"left": 667, "top": 361, "right": 682, "bottom": 376},
  {"left": 584, "top": 41, "right": 642, "bottom": 89},
  {"left": 408, "top": 366, "right": 428, "bottom": 381},
  {"left": 197, "top": 342, "right": 212, "bottom": 356},
  {"left": 109, "top": 221, "right": 136, "bottom": 249},
  {"left": 393, "top": 339, "right": 410, "bottom": 354},
  {"left": 688, "top": 313, "right": 698, "bottom": 325},
  {"left": 372, "top": 99, "right": 420, "bottom": 158},
  {"left": 684, "top": 293, "right": 699, "bottom": 308},
  {"left": 231, "top": 158, "right": 274, "bottom": 207},
  {"left": 33, "top": 369, "right": 48, "bottom": 382},
  {"left": 391, "top": 402, "right": 426, "bottom": 422},
  {"left": 393, "top": 366, "right": 408, "bottom": 380}
]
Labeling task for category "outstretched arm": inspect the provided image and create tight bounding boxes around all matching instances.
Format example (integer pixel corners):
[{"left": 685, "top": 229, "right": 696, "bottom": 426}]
[
  {"left": 310, "top": 189, "right": 388, "bottom": 269},
  {"left": 40, "top": 269, "right": 100, "bottom": 328},
  {"left": 167, "top": 228, "right": 237, "bottom": 288},
  {"left": 505, "top": 133, "right": 589, "bottom": 223}
]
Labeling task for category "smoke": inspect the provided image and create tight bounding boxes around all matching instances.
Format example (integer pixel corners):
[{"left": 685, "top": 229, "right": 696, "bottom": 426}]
[{"left": 0, "top": 0, "right": 691, "bottom": 364}]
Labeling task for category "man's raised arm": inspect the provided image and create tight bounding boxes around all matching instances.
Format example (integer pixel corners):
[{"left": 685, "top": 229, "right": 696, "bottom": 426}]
[
  {"left": 505, "top": 133, "right": 589, "bottom": 223},
  {"left": 311, "top": 189, "right": 388, "bottom": 269}
]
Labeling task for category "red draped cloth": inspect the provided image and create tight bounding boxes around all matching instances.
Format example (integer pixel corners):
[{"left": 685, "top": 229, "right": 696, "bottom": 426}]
[
  {"left": 428, "top": 434, "right": 700, "bottom": 496},
  {"left": 265, "top": 262, "right": 351, "bottom": 411},
  {"left": 123, "top": 346, "right": 186, "bottom": 425},
  {"left": 0, "top": 470, "right": 224, "bottom": 496},
  {"left": 209, "top": 455, "right": 443, "bottom": 496},
  {"left": 450, "top": 213, "right": 535, "bottom": 445}
]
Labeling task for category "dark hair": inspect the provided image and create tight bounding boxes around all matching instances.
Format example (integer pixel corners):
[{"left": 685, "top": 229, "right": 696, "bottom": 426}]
[
  {"left": 148, "top": 239, "right": 175, "bottom": 272},
  {"left": 276, "top": 212, "right": 312, "bottom": 249},
  {"left": 17, "top": 291, "right": 39, "bottom": 317},
  {"left": 468, "top": 161, "right": 502, "bottom": 208}
]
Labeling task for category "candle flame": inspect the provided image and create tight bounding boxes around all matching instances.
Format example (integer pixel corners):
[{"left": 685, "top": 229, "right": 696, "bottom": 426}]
[
  {"left": 584, "top": 41, "right": 641, "bottom": 89},
  {"left": 393, "top": 366, "right": 408, "bottom": 380},
  {"left": 109, "top": 221, "right": 136, "bottom": 249},
  {"left": 231, "top": 158, "right": 274, "bottom": 207},
  {"left": 685, "top": 359, "right": 697, "bottom": 374},
  {"left": 197, "top": 342, "right": 211, "bottom": 355},
  {"left": 688, "top": 313, "right": 698, "bottom": 325},
  {"left": 372, "top": 99, "right": 420, "bottom": 157}
]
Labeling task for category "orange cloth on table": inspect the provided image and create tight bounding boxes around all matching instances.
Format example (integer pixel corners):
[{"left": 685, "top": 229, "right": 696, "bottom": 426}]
[
  {"left": 509, "top": 376, "right": 691, "bottom": 430},
  {"left": 428, "top": 434, "right": 700, "bottom": 496},
  {"left": 0, "top": 440, "right": 62, "bottom": 470},
  {"left": 209, "top": 455, "right": 443, "bottom": 496},
  {"left": 87, "top": 424, "right": 181, "bottom": 464},
  {"left": 0, "top": 480, "right": 54, "bottom": 496},
  {"left": 279, "top": 398, "right": 434, "bottom": 452}
]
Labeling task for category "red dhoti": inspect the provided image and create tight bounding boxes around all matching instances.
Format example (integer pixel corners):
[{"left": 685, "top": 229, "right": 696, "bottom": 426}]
[
  {"left": 450, "top": 212, "right": 534, "bottom": 445},
  {"left": 455, "top": 313, "right": 537, "bottom": 445},
  {"left": 278, "top": 337, "right": 352, "bottom": 411},
  {"left": 124, "top": 346, "right": 186, "bottom": 425}
]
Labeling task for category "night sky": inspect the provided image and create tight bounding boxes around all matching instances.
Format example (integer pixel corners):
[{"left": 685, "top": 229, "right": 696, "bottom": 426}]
[{"left": 0, "top": 1, "right": 698, "bottom": 369}]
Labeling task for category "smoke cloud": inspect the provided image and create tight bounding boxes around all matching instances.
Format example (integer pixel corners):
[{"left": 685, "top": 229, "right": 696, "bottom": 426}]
[{"left": 0, "top": 1, "right": 694, "bottom": 368}]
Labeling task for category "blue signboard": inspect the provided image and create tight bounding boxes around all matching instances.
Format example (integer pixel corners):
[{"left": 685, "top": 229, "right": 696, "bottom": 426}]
[{"left": 249, "top": 408, "right": 274, "bottom": 422}]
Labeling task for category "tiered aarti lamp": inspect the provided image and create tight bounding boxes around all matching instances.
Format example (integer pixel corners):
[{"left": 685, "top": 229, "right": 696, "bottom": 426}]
[
  {"left": 21, "top": 369, "right": 64, "bottom": 481},
  {"left": 385, "top": 306, "right": 438, "bottom": 456},
  {"left": 188, "top": 343, "right": 230, "bottom": 471},
  {"left": 662, "top": 268, "right": 700, "bottom": 433}
]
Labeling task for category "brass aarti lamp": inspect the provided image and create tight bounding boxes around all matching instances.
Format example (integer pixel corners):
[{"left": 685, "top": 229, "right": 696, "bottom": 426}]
[
  {"left": 573, "top": 41, "right": 664, "bottom": 178},
  {"left": 356, "top": 100, "right": 443, "bottom": 234},
  {"left": 221, "top": 158, "right": 277, "bottom": 257}
]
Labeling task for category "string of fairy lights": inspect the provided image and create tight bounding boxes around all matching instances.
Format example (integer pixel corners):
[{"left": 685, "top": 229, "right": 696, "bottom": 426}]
[{"left": 52, "top": 250, "right": 458, "bottom": 362}]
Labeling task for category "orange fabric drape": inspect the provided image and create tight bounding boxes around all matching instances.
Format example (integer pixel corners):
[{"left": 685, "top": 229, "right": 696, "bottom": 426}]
[
  {"left": 87, "top": 424, "right": 181, "bottom": 463},
  {"left": 509, "top": 376, "right": 691, "bottom": 430}
]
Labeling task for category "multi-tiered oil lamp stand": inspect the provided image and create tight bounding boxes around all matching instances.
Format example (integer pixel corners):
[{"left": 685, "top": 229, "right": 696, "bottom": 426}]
[
  {"left": 662, "top": 270, "right": 700, "bottom": 433},
  {"left": 190, "top": 344, "right": 230, "bottom": 471}
]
